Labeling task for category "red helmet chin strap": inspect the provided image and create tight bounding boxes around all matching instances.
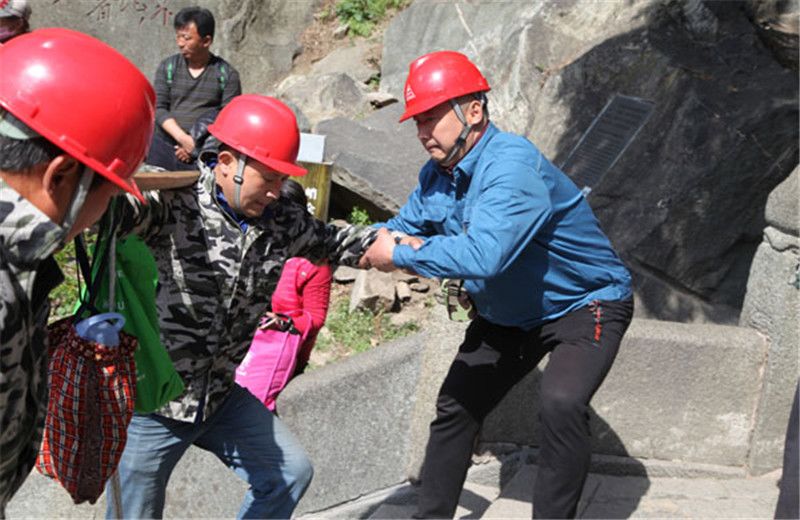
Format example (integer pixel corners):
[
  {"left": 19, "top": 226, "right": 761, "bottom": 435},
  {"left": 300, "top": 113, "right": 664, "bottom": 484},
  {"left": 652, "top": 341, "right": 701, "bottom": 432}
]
[
  {"left": 232, "top": 154, "right": 247, "bottom": 214},
  {"left": 440, "top": 95, "right": 486, "bottom": 167},
  {"left": 60, "top": 166, "right": 94, "bottom": 244}
]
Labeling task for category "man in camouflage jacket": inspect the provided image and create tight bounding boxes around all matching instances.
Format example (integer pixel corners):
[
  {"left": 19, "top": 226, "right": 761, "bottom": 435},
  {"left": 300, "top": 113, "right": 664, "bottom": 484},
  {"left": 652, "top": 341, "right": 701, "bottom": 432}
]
[
  {"left": 113, "top": 162, "right": 372, "bottom": 423},
  {"left": 108, "top": 95, "right": 375, "bottom": 519},
  {"left": 0, "top": 180, "right": 66, "bottom": 514},
  {"left": 0, "top": 30, "right": 155, "bottom": 516}
]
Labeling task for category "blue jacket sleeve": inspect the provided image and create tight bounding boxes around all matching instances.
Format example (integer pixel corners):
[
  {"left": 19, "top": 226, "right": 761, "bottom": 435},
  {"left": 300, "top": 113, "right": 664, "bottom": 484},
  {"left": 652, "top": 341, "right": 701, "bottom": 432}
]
[
  {"left": 393, "top": 158, "right": 553, "bottom": 279},
  {"left": 378, "top": 170, "right": 438, "bottom": 237}
]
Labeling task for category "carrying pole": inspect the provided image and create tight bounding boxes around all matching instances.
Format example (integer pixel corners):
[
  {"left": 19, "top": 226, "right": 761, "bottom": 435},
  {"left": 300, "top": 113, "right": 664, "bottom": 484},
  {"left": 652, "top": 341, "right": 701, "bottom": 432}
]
[{"left": 105, "top": 207, "right": 124, "bottom": 517}]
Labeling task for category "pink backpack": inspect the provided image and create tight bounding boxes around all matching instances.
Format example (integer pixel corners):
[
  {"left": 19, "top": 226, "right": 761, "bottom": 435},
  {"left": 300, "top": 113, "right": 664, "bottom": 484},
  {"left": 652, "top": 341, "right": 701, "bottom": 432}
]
[{"left": 235, "top": 311, "right": 310, "bottom": 411}]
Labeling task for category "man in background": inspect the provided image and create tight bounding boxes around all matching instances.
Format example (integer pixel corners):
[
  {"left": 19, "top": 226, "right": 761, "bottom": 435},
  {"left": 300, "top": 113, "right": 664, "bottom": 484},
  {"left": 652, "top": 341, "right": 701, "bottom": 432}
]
[{"left": 147, "top": 5, "right": 241, "bottom": 171}]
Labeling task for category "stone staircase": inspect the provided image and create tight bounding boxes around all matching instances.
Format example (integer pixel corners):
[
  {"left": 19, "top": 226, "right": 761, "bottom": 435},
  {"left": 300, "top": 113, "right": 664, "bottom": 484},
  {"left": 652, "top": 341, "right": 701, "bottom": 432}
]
[{"left": 304, "top": 456, "right": 781, "bottom": 519}]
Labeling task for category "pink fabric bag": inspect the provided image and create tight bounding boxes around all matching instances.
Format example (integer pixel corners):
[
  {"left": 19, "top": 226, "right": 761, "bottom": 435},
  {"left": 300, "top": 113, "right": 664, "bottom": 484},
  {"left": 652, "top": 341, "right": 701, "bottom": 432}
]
[{"left": 235, "top": 311, "right": 310, "bottom": 411}]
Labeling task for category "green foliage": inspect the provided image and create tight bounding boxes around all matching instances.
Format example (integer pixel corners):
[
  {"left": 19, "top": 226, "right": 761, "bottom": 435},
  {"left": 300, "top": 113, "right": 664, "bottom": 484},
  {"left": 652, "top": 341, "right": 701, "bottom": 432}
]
[
  {"left": 313, "top": 299, "right": 418, "bottom": 366},
  {"left": 366, "top": 73, "right": 381, "bottom": 90},
  {"left": 347, "top": 206, "right": 373, "bottom": 226},
  {"left": 319, "top": 4, "right": 335, "bottom": 21},
  {"left": 335, "top": 0, "right": 408, "bottom": 37},
  {"left": 49, "top": 233, "right": 97, "bottom": 322}
]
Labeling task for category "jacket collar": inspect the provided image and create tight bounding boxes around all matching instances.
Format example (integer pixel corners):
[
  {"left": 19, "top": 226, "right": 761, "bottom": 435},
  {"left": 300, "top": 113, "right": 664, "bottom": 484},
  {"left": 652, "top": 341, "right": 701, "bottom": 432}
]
[
  {"left": 0, "top": 178, "right": 66, "bottom": 267},
  {"left": 452, "top": 122, "right": 497, "bottom": 180}
]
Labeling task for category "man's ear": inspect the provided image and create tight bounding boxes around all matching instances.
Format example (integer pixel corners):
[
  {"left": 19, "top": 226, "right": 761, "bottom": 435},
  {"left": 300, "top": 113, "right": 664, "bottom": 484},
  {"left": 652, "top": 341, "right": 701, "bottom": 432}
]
[
  {"left": 202, "top": 35, "right": 213, "bottom": 49},
  {"left": 34, "top": 154, "right": 82, "bottom": 224},
  {"left": 42, "top": 154, "right": 80, "bottom": 199},
  {"left": 466, "top": 99, "right": 484, "bottom": 126},
  {"left": 217, "top": 149, "right": 236, "bottom": 178}
]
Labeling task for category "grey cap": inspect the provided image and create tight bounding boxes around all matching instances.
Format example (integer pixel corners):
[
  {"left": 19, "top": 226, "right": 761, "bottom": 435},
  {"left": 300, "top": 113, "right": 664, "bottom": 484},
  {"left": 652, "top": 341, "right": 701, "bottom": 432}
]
[{"left": 0, "top": 109, "right": 38, "bottom": 140}]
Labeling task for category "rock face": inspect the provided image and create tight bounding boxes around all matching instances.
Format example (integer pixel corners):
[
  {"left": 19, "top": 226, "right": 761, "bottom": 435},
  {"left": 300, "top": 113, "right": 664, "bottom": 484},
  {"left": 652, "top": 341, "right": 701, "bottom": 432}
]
[
  {"left": 276, "top": 72, "right": 371, "bottom": 125},
  {"left": 30, "top": 0, "right": 320, "bottom": 92},
  {"left": 372, "top": 0, "right": 799, "bottom": 323},
  {"left": 317, "top": 103, "right": 429, "bottom": 214},
  {"left": 739, "top": 167, "right": 799, "bottom": 474}
]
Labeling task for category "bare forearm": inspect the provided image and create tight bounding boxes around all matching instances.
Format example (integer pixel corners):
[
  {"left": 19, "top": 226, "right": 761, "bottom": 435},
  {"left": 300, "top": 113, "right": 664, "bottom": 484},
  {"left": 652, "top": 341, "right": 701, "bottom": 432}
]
[{"left": 161, "top": 118, "right": 192, "bottom": 146}]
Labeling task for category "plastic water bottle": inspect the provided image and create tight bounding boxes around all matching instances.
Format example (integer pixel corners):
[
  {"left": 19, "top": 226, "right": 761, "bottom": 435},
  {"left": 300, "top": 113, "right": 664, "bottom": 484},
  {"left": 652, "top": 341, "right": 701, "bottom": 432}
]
[{"left": 75, "top": 312, "right": 126, "bottom": 347}]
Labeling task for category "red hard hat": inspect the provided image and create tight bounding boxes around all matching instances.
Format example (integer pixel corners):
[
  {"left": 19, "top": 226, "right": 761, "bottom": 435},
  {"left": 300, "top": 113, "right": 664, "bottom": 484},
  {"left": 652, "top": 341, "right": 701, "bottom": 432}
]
[
  {"left": 208, "top": 95, "right": 307, "bottom": 177},
  {"left": 0, "top": 28, "right": 154, "bottom": 202},
  {"left": 399, "top": 50, "right": 491, "bottom": 123}
]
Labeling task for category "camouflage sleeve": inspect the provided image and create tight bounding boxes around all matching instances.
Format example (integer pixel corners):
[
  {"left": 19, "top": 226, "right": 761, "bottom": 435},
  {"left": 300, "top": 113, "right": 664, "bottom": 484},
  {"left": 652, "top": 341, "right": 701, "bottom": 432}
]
[
  {"left": 283, "top": 207, "right": 377, "bottom": 267},
  {"left": 113, "top": 190, "right": 172, "bottom": 241},
  {"left": 323, "top": 222, "right": 378, "bottom": 267}
]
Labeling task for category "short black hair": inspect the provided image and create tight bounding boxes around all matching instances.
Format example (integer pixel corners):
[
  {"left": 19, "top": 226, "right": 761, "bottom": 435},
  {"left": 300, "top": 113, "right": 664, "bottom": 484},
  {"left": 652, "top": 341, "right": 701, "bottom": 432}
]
[
  {"left": 0, "top": 112, "right": 63, "bottom": 172},
  {"left": 174, "top": 6, "right": 215, "bottom": 39},
  {"left": 281, "top": 179, "right": 308, "bottom": 207}
]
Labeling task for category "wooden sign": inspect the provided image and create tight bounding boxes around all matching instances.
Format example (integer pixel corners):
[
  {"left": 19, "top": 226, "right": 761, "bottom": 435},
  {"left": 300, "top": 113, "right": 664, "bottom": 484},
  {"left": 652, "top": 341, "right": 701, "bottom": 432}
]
[{"left": 296, "top": 161, "right": 332, "bottom": 221}]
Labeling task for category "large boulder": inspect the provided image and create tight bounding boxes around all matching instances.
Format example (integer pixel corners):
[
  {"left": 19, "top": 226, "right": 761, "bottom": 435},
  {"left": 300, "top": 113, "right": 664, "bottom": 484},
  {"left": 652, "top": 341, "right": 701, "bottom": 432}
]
[
  {"left": 276, "top": 72, "right": 371, "bottom": 126},
  {"left": 369, "top": 0, "right": 798, "bottom": 323},
  {"left": 29, "top": 0, "right": 321, "bottom": 92},
  {"left": 308, "top": 39, "right": 380, "bottom": 84},
  {"left": 317, "top": 103, "right": 428, "bottom": 214}
]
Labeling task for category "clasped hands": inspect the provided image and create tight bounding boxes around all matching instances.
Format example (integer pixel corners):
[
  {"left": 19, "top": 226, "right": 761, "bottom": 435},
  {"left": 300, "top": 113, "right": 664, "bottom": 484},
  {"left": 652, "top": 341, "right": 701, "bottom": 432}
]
[
  {"left": 174, "top": 133, "right": 196, "bottom": 164},
  {"left": 358, "top": 227, "right": 423, "bottom": 272}
]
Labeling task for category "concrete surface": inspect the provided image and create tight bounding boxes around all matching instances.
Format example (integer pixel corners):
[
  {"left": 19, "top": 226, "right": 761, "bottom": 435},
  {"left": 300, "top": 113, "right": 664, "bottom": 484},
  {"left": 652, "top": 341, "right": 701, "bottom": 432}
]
[
  {"left": 484, "top": 464, "right": 780, "bottom": 519},
  {"left": 740, "top": 167, "right": 800, "bottom": 474},
  {"left": 480, "top": 319, "right": 770, "bottom": 466},
  {"left": 310, "top": 459, "right": 781, "bottom": 519},
  {"left": 278, "top": 334, "right": 425, "bottom": 514}
]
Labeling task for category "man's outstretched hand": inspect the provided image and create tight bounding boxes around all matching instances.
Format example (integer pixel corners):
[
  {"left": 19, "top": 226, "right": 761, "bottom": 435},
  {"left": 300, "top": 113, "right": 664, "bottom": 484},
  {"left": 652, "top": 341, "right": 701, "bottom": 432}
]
[
  {"left": 359, "top": 227, "right": 396, "bottom": 272},
  {"left": 359, "top": 228, "right": 424, "bottom": 272}
]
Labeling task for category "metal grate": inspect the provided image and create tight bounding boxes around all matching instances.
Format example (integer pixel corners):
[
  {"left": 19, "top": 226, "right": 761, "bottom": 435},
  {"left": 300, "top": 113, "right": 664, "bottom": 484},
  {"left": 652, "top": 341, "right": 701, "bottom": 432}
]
[{"left": 560, "top": 94, "right": 654, "bottom": 195}]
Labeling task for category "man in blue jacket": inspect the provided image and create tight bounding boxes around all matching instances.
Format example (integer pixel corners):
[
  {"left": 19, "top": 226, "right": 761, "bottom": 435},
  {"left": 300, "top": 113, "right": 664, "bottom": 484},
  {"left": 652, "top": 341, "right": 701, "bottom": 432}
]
[{"left": 359, "top": 51, "right": 634, "bottom": 519}]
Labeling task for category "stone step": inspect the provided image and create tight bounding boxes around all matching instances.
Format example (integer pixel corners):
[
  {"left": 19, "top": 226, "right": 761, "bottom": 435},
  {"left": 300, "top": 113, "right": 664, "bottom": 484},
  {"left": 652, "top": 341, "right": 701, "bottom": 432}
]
[
  {"left": 480, "top": 464, "right": 537, "bottom": 519},
  {"left": 454, "top": 482, "right": 501, "bottom": 519},
  {"left": 368, "top": 481, "right": 500, "bottom": 519},
  {"left": 481, "top": 464, "right": 781, "bottom": 518},
  {"left": 369, "top": 503, "right": 417, "bottom": 519}
]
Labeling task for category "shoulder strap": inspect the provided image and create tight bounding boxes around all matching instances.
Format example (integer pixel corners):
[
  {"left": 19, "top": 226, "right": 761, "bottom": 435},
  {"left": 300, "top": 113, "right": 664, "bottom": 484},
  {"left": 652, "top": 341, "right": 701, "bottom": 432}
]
[
  {"left": 166, "top": 54, "right": 180, "bottom": 87},
  {"left": 74, "top": 206, "right": 118, "bottom": 319},
  {"left": 218, "top": 62, "right": 227, "bottom": 93}
]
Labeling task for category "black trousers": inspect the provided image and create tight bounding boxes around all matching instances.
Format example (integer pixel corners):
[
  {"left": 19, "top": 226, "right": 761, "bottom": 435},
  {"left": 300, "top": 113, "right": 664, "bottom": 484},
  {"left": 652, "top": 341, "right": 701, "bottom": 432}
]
[
  {"left": 775, "top": 382, "right": 799, "bottom": 519},
  {"left": 415, "top": 298, "right": 634, "bottom": 519}
]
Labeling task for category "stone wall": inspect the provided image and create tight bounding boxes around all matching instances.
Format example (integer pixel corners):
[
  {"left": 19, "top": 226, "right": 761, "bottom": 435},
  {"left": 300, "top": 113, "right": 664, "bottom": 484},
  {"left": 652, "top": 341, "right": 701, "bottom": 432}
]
[{"left": 28, "top": 0, "right": 319, "bottom": 93}]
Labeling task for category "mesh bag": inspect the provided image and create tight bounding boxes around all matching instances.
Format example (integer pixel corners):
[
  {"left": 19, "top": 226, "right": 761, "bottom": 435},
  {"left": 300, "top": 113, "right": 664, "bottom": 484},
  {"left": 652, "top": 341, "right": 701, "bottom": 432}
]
[{"left": 35, "top": 317, "right": 137, "bottom": 504}]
